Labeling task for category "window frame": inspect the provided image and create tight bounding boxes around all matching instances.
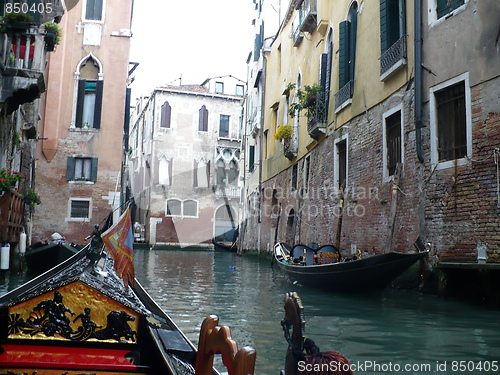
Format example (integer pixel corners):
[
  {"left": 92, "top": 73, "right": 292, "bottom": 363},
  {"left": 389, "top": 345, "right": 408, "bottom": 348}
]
[
  {"left": 215, "top": 81, "right": 224, "bottom": 94},
  {"left": 428, "top": 0, "right": 467, "bottom": 27},
  {"left": 429, "top": 73, "right": 472, "bottom": 170},
  {"left": 198, "top": 105, "right": 209, "bottom": 132},
  {"left": 334, "top": 135, "right": 348, "bottom": 191},
  {"left": 160, "top": 101, "right": 171, "bottom": 129},
  {"left": 166, "top": 199, "right": 182, "bottom": 217},
  {"left": 66, "top": 156, "right": 98, "bottom": 182},
  {"left": 68, "top": 198, "right": 92, "bottom": 222},
  {"left": 382, "top": 105, "right": 404, "bottom": 181},
  {"left": 75, "top": 79, "right": 103, "bottom": 129},
  {"left": 182, "top": 200, "right": 199, "bottom": 218},
  {"left": 219, "top": 114, "right": 230, "bottom": 138},
  {"left": 83, "top": 0, "right": 105, "bottom": 23}
]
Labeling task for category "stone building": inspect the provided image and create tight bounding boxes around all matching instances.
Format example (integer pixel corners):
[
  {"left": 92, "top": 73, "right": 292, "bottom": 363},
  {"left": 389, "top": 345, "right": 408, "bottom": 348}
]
[
  {"left": 241, "top": 0, "right": 500, "bottom": 297},
  {"left": 33, "top": 0, "right": 134, "bottom": 244},
  {"left": 128, "top": 76, "right": 244, "bottom": 247},
  {"left": 0, "top": 1, "right": 65, "bottom": 257}
]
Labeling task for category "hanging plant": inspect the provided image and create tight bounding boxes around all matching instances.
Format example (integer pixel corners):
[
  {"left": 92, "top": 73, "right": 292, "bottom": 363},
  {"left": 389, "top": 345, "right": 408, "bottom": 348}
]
[
  {"left": 274, "top": 124, "right": 293, "bottom": 140},
  {"left": 24, "top": 189, "right": 41, "bottom": 208},
  {"left": 288, "top": 84, "right": 322, "bottom": 119},
  {"left": 0, "top": 169, "right": 24, "bottom": 191},
  {"left": 44, "top": 21, "right": 62, "bottom": 44}
]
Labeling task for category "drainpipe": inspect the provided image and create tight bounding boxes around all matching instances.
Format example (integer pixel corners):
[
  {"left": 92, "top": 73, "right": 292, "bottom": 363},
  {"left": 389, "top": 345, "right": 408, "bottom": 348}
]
[{"left": 414, "top": 0, "right": 424, "bottom": 163}]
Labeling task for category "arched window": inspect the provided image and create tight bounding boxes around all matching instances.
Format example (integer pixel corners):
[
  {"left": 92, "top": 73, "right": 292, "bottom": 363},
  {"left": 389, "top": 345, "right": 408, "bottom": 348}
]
[
  {"left": 166, "top": 199, "right": 181, "bottom": 216},
  {"left": 227, "top": 160, "right": 239, "bottom": 186},
  {"left": 194, "top": 159, "right": 210, "bottom": 188},
  {"left": 183, "top": 200, "right": 198, "bottom": 217},
  {"left": 75, "top": 53, "right": 103, "bottom": 129},
  {"left": 160, "top": 101, "right": 171, "bottom": 128},
  {"left": 199, "top": 105, "right": 208, "bottom": 131},
  {"left": 216, "top": 159, "right": 226, "bottom": 186}
]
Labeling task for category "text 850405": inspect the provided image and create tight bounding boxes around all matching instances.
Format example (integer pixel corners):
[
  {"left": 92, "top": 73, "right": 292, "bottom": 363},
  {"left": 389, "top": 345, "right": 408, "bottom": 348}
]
[{"left": 5, "top": 3, "right": 53, "bottom": 15}]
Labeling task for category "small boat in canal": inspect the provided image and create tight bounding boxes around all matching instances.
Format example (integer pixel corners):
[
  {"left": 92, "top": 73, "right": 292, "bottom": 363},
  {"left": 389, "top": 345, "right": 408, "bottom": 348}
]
[
  {"left": 0, "top": 209, "right": 225, "bottom": 375},
  {"left": 274, "top": 242, "right": 428, "bottom": 293},
  {"left": 24, "top": 240, "right": 81, "bottom": 272},
  {"left": 211, "top": 237, "right": 238, "bottom": 253}
]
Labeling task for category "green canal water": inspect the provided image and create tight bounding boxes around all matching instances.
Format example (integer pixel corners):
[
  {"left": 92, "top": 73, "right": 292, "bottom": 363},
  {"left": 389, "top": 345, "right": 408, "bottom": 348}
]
[
  {"left": 133, "top": 249, "right": 500, "bottom": 374},
  {"left": 1, "top": 249, "right": 499, "bottom": 374}
]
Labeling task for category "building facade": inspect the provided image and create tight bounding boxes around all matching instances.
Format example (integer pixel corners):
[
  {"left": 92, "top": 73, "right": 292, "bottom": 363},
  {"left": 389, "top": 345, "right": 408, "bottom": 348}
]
[
  {"left": 128, "top": 77, "right": 244, "bottom": 247},
  {"left": 0, "top": 1, "right": 65, "bottom": 257},
  {"left": 33, "top": 0, "right": 134, "bottom": 244},
  {"left": 241, "top": 0, "right": 500, "bottom": 296}
]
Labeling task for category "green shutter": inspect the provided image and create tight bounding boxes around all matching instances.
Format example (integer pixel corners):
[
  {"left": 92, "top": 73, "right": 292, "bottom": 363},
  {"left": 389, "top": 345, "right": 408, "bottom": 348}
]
[
  {"left": 381, "top": 0, "right": 401, "bottom": 53},
  {"left": 93, "top": 80, "right": 103, "bottom": 129},
  {"left": 90, "top": 158, "right": 98, "bottom": 182},
  {"left": 75, "top": 80, "right": 86, "bottom": 128},
  {"left": 66, "top": 157, "right": 75, "bottom": 181},
  {"left": 249, "top": 145, "right": 255, "bottom": 172},
  {"left": 338, "top": 21, "right": 351, "bottom": 88}
]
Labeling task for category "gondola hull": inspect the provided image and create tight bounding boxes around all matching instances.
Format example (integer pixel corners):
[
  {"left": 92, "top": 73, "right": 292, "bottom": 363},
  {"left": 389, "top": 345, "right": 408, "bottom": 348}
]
[
  {"left": 0, "top": 245, "right": 218, "bottom": 374},
  {"left": 274, "top": 242, "right": 428, "bottom": 293},
  {"left": 211, "top": 238, "right": 237, "bottom": 253}
]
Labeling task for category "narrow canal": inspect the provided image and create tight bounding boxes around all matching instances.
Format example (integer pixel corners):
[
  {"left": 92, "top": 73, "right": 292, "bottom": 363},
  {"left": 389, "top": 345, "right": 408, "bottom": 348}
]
[{"left": 134, "top": 249, "right": 500, "bottom": 375}]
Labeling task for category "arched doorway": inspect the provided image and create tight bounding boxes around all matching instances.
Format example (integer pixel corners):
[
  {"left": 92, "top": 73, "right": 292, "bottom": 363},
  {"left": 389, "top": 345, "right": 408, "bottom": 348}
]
[{"left": 214, "top": 205, "right": 237, "bottom": 242}]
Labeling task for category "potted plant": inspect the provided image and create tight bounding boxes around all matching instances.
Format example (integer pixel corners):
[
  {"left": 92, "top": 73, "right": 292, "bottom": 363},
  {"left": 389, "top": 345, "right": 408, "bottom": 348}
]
[
  {"left": 44, "top": 21, "right": 62, "bottom": 52},
  {"left": 274, "top": 124, "right": 293, "bottom": 140},
  {"left": 288, "top": 84, "right": 322, "bottom": 119},
  {"left": 1, "top": 12, "right": 35, "bottom": 31},
  {"left": 0, "top": 169, "right": 24, "bottom": 192},
  {"left": 24, "top": 189, "right": 41, "bottom": 208}
]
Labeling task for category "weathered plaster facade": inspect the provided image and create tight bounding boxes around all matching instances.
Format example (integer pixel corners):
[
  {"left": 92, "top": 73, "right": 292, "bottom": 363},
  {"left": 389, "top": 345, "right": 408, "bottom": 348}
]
[
  {"left": 33, "top": 0, "right": 133, "bottom": 243},
  {"left": 129, "top": 78, "right": 244, "bottom": 246}
]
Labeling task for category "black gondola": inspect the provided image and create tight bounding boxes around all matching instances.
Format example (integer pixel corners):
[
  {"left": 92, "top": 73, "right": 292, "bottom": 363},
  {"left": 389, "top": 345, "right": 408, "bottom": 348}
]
[
  {"left": 24, "top": 241, "right": 81, "bottom": 272},
  {"left": 211, "top": 238, "right": 237, "bottom": 253},
  {"left": 274, "top": 242, "right": 428, "bottom": 293}
]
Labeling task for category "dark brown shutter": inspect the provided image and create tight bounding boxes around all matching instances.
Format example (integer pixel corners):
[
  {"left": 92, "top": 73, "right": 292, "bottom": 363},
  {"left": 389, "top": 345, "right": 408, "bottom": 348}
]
[
  {"left": 93, "top": 80, "right": 104, "bottom": 129},
  {"left": 75, "top": 80, "right": 86, "bottom": 128}
]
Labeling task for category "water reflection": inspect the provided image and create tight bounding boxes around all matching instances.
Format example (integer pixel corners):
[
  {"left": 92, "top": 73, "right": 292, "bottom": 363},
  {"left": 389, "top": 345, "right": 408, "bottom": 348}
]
[{"left": 134, "top": 250, "right": 500, "bottom": 374}]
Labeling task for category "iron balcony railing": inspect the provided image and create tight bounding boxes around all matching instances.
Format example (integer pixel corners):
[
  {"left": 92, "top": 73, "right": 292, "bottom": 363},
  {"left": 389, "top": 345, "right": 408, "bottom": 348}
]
[
  {"left": 379, "top": 35, "right": 407, "bottom": 76},
  {"left": 334, "top": 80, "right": 355, "bottom": 111},
  {"left": 307, "top": 91, "right": 327, "bottom": 139},
  {"left": 297, "top": 0, "right": 317, "bottom": 33}
]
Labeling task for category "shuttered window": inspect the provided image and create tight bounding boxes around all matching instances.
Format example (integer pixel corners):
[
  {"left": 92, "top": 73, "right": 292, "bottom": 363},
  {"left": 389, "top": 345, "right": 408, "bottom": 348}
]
[
  {"left": 380, "top": 0, "right": 403, "bottom": 53},
  {"left": 436, "top": 81, "right": 467, "bottom": 162},
  {"left": 337, "top": 140, "right": 347, "bottom": 190},
  {"left": 338, "top": 20, "right": 351, "bottom": 89},
  {"left": 86, "top": 0, "right": 104, "bottom": 21},
  {"left": 75, "top": 80, "right": 103, "bottom": 129},
  {"left": 249, "top": 145, "right": 255, "bottom": 172},
  {"left": 437, "top": 0, "right": 464, "bottom": 19},
  {"left": 160, "top": 101, "right": 171, "bottom": 128},
  {"left": 66, "top": 157, "right": 98, "bottom": 182},
  {"left": 199, "top": 105, "right": 208, "bottom": 132}
]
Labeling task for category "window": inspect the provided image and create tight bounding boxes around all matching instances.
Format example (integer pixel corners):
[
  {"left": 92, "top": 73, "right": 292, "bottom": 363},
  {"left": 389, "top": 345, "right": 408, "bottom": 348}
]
[
  {"left": 183, "top": 200, "right": 198, "bottom": 217},
  {"left": 160, "top": 101, "right": 171, "bottom": 128},
  {"left": 335, "top": 2, "right": 358, "bottom": 110},
  {"left": 437, "top": 0, "right": 465, "bottom": 19},
  {"left": 236, "top": 84, "right": 244, "bottom": 96},
  {"left": 194, "top": 160, "right": 210, "bottom": 188},
  {"left": 166, "top": 199, "right": 182, "bottom": 216},
  {"left": 66, "top": 157, "right": 98, "bottom": 182},
  {"left": 216, "top": 159, "right": 226, "bottom": 186},
  {"left": 85, "top": 0, "right": 104, "bottom": 21},
  {"left": 249, "top": 145, "right": 255, "bottom": 173},
  {"left": 304, "top": 156, "right": 311, "bottom": 193},
  {"left": 69, "top": 199, "right": 91, "bottom": 220},
  {"left": 158, "top": 157, "right": 171, "bottom": 186},
  {"left": 215, "top": 82, "right": 224, "bottom": 94},
  {"left": 430, "top": 75, "right": 471, "bottom": 168},
  {"left": 428, "top": 0, "right": 467, "bottom": 25},
  {"left": 75, "top": 80, "right": 103, "bottom": 129},
  {"left": 198, "top": 105, "right": 208, "bottom": 132},
  {"left": 335, "top": 139, "right": 347, "bottom": 190},
  {"left": 435, "top": 81, "right": 467, "bottom": 162},
  {"left": 292, "top": 164, "right": 298, "bottom": 191},
  {"left": 379, "top": 0, "right": 407, "bottom": 79},
  {"left": 219, "top": 115, "right": 230, "bottom": 138},
  {"left": 384, "top": 109, "right": 403, "bottom": 178},
  {"left": 227, "top": 160, "right": 239, "bottom": 186}
]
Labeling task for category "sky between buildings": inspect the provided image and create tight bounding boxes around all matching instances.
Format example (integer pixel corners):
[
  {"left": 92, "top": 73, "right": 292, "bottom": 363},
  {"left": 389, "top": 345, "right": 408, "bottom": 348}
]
[{"left": 129, "top": 0, "right": 255, "bottom": 98}]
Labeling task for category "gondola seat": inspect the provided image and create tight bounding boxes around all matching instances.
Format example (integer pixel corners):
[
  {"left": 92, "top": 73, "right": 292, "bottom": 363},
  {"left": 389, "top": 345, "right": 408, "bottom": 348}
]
[{"left": 195, "top": 315, "right": 256, "bottom": 375}]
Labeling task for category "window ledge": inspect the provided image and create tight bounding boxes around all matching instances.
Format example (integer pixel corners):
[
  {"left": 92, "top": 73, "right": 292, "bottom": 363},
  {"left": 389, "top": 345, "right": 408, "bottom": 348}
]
[
  {"left": 70, "top": 127, "right": 99, "bottom": 132},
  {"left": 380, "top": 58, "right": 406, "bottom": 82},
  {"left": 433, "top": 157, "right": 470, "bottom": 171},
  {"left": 66, "top": 217, "right": 90, "bottom": 222},
  {"left": 334, "top": 99, "right": 352, "bottom": 114},
  {"left": 69, "top": 180, "right": 94, "bottom": 184}
]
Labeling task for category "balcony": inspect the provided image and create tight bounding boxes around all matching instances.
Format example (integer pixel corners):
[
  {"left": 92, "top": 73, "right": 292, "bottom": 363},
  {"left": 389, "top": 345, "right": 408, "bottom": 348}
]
[
  {"left": 283, "top": 137, "right": 297, "bottom": 160},
  {"left": 0, "top": 22, "right": 46, "bottom": 113},
  {"left": 307, "top": 92, "right": 327, "bottom": 139},
  {"left": 214, "top": 186, "right": 241, "bottom": 199},
  {"left": 334, "top": 80, "right": 354, "bottom": 113},
  {"left": 379, "top": 35, "right": 407, "bottom": 81},
  {"left": 0, "top": 190, "right": 24, "bottom": 242},
  {"left": 296, "top": 0, "right": 317, "bottom": 33}
]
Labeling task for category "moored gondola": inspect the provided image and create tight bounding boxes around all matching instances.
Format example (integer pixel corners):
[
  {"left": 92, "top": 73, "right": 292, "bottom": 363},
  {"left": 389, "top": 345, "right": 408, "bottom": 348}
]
[{"left": 274, "top": 242, "right": 428, "bottom": 293}]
